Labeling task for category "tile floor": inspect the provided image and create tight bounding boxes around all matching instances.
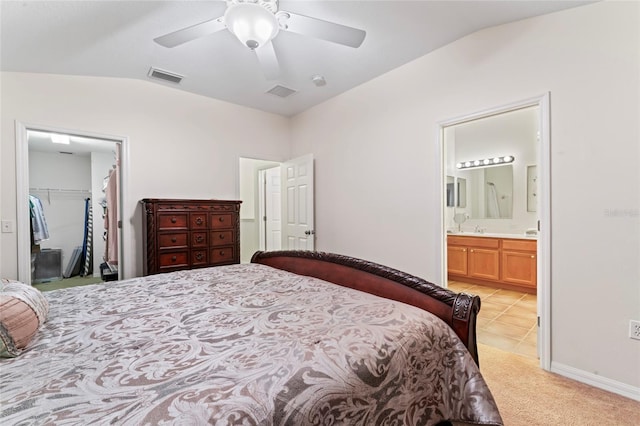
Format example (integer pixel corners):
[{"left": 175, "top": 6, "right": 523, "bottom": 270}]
[{"left": 448, "top": 280, "right": 538, "bottom": 359}]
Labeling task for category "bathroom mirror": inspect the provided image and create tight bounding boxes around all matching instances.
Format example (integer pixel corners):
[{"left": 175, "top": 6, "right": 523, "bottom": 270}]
[
  {"left": 446, "top": 176, "right": 466, "bottom": 208},
  {"left": 458, "top": 164, "right": 513, "bottom": 219}
]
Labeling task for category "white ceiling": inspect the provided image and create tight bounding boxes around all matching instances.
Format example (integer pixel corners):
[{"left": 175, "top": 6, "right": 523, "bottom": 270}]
[
  {"left": 2, "top": 1, "right": 593, "bottom": 117},
  {"left": 27, "top": 130, "right": 118, "bottom": 156}
]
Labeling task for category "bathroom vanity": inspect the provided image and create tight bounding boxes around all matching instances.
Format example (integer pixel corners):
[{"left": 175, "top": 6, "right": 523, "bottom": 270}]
[{"left": 447, "top": 234, "right": 537, "bottom": 293}]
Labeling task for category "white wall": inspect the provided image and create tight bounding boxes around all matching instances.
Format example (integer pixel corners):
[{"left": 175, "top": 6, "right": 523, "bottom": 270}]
[
  {"left": 1, "top": 73, "right": 291, "bottom": 279},
  {"left": 28, "top": 151, "right": 91, "bottom": 271},
  {"left": 290, "top": 1, "right": 640, "bottom": 393}
]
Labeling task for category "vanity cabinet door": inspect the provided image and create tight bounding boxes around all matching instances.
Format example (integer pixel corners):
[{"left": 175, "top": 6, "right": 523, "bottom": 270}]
[
  {"left": 502, "top": 250, "right": 536, "bottom": 288},
  {"left": 468, "top": 248, "right": 500, "bottom": 281},
  {"left": 447, "top": 246, "right": 468, "bottom": 276}
]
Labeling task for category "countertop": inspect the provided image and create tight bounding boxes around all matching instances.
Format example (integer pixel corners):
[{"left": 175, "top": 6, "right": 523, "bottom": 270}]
[{"left": 447, "top": 231, "right": 538, "bottom": 240}]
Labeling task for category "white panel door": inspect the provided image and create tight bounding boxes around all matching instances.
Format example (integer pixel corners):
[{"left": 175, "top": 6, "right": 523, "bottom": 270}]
[
  {"left": 265, "top": 166, "right": 282, "bottom": 250},
  {"left": 282, "top": 154, "right": 315, "bottom": 250}
]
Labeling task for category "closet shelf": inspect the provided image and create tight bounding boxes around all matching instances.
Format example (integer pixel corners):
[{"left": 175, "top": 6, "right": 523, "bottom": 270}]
[{"left": 29, "top": 187, "right": 92, "bottom": 194}]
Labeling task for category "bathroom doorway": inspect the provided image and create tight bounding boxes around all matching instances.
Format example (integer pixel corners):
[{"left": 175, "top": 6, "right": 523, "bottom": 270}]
[{"left": 439, "top": 94, "right": 551, "bottom": 370}]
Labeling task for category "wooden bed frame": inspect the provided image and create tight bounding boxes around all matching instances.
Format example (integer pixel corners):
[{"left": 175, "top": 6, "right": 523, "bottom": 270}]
[{"left": 251, "top": 250, "right": 481, "bottom": 365}]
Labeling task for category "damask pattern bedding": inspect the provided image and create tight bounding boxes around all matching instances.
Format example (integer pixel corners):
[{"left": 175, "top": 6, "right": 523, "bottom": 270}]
[{"left": 0, "top": 264, "right": 502, "bottom": 425}]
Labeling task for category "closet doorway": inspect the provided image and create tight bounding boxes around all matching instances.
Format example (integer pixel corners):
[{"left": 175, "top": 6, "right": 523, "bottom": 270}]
[{"left": 15, "top": 123, "right": 128, "bottom": 287}]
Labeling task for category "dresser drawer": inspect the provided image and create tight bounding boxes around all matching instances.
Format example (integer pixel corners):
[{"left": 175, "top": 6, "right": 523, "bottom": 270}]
[
  {"left": 448, "top": 235, "right": 500, "bottom": 249},
  {"left": 502, "top": 239, "right": 537, "bottom": 252},
  {"left": 190, "top": 213, "right": 208, "bottom": 229},
  {"left": 158, "top": 232, "right": 188, "bottom": 249},
  {"left": 159, "top": 251, "right": 189, "bottom": 270},
  {"left": 211, "top": 213, "right": 234, "bottom": 230},
  {"left": 211, "top": 230, "right": 234, "bottom": 247},
  {"left": 210, "top": 246, "right": 234, "bottom": 264},
  {"left": 158, "top": 213, "right": 188, "bottom": 230},
  {"left": 191, "top": 231, "right": 208, "bottom": 247},
  {"left": 191, "top": 249, "right": 208, "bottom": 266}
]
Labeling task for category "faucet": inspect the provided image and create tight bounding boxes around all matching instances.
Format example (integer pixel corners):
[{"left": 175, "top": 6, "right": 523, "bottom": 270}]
[{"left": 474, "top": 225, "right": 485, "bottom": 234}]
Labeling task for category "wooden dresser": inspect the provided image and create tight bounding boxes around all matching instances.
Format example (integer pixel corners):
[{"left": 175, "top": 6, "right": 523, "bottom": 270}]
[{"left": 141, "top": 199, "right": 241, "bottom": 276}]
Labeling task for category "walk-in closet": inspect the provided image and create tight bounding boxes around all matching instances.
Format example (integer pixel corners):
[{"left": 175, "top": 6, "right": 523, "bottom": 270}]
[{"left": 28, "top": 131, "right": 120, "bottom": 289}]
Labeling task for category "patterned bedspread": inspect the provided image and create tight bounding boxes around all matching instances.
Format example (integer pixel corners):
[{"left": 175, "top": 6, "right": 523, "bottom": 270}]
[{"left": 0, "top": 264, "right": 502, "bottom": 425}]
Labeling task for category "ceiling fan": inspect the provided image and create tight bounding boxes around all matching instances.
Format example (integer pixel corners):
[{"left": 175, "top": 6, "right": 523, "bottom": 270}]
[{"left": 153, "top": 0, "right": 366, "bottom": 80}]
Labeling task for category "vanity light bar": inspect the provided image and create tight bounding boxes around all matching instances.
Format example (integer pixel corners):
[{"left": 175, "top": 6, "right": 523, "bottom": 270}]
[{"left": 456, "top": 155, "right": 515, "bottom": 169}]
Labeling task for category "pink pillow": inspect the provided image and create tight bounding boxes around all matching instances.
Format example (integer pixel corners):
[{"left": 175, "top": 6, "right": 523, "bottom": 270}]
[{"left": 0, "top": 279, "right": 49, "bottom": 357}]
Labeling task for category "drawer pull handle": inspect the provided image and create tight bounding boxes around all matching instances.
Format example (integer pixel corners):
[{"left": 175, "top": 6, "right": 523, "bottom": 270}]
[
  {"left": 462, "top": 249, "right": 466, "bottom": 252},
  {"left": 171, "top": 256, "right": 177, "bottom": 262},
  {"left": 531, "top": 255, "right": 535, "bottom": 259},
  {"left": 219, "top": 234, "right": 225, "bottom": 239},
  {"left": 196, "top": 217, "right": 204, "bottom": 225},
  {"left": 219, "top": 217, "right": 225, "bottom": 222},
  {"left": 196, "top": 253, "right": 204, "bottom": 260},
  {"left": 171, "top": 237, "right": 177, "bottom": 243},
  {"left": 196, "top": 236, "right": 204, "bottom": 243},
  {"left": 470, "top": 249, "right": 474, "bottom": 253},
  {"left": 219, "top": 251, "right": 225, "bottom": 256},
  {"left": 171, "top": 217, "right": 177, "bottom": 224}
]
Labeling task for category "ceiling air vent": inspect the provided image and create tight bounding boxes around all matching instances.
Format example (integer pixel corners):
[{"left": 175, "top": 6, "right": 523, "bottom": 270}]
[
  {"left": 266, "top": 85, "right": 297, "bottom": 98},
  {"left": 148, "top": 67, "right": 184, "bottom": 84}
]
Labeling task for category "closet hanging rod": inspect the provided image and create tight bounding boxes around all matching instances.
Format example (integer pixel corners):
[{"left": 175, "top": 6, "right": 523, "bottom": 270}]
[{"left": 29, "top": 187, "right": 92, "bottom": 194}]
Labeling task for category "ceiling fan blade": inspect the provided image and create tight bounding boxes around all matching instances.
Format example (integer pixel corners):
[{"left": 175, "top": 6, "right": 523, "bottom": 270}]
[
  {"left": 278, "top": 11, "right": 366, "bottom": 48},
  {"left": 254, "top": 41, "right": 281, "bottom": 80},
  {"left": 154, "top": 16, "right": 226, "bottom": 48}
]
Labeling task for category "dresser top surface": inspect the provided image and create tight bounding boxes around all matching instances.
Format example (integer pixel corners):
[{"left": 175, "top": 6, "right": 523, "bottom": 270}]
[{"left": 142, "top": 198, "right": 242, "bottom": 204}]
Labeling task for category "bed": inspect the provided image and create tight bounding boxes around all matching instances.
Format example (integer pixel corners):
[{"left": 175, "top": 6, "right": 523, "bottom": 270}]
[{"left": 1, "top": 250, "right": 502, "bottom": 425}]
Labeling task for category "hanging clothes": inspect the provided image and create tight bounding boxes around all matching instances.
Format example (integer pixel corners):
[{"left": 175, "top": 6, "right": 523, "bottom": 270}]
[
  {"left": 104, "top": 168, "right": 119, "bottom": 265},
  {"left": 81, "top": 198, "right": 93, "bottom": 276},
  {"left": 29, "top": 195, "right": 50, "bottom": 244}
]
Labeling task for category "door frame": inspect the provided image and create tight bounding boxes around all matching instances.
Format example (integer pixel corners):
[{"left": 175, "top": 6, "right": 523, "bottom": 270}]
[
  {"left": 15, "top": 121, "right": 130, "bottom": 283},
  {"left": 438, "top": 93, "right": 551, "bottom": 370}
]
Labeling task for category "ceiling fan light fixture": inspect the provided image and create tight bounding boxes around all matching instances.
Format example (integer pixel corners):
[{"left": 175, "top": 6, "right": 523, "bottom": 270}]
[{"left": 224, "top": 3, "right": 278, "bottom": 50}]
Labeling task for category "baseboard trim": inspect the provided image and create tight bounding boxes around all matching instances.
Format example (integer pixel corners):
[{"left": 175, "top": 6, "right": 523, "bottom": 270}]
[{"left": 551, "top": 361, "right": 640, "bottom": 401}]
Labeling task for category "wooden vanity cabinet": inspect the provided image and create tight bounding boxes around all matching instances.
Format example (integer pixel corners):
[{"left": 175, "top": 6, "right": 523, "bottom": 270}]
[
  {"left": 447, "top": 235, "right": 536, "bottom": 292},
  {"left": 501, "top": 239, "right": 537, "bottom": 288},
  {"left": 448, "top": 236, "right": 500, "bottom": 281},
  {"left": 142, "top": 199, "right": 241, "bottom": 276},
  {"left": 446, "top": 245, "right": 468, "bottom": 276}
]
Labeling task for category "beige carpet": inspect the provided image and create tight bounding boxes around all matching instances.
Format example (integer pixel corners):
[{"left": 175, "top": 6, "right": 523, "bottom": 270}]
[{"left": 477, "top": 344, "right": 639, "bottom": 425}]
